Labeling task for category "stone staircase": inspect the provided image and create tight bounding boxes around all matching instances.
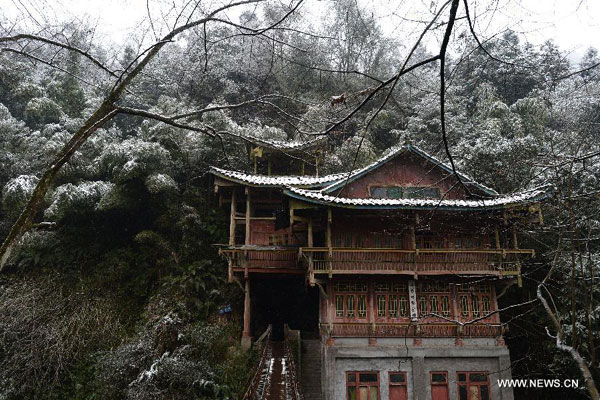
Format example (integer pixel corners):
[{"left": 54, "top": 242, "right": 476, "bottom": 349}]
[{"left": 300, "top": 339, "right": 322, "bottom": 400}]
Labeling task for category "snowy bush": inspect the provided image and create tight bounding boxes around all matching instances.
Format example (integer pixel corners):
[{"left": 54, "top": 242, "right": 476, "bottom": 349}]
[
  {"left": 145, "top": 173, "right": 178, "bottom": 194},
  {"left": 44, "top": 181, "right": 114, "bottom": 220},
  {"left": 1, "top": 174, "right": 39, "bottom": 217}
]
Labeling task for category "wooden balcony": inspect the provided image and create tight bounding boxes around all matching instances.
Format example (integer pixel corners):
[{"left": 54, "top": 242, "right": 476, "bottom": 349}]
[
  {"left": 220, "top": 246, "right": 302, "bottom": 274},
  {"left": 321, "top": 322, "right": 504, "bottom": 338},
  {"left": 301, "top": 248, "right": 533, "bottom": 277}
]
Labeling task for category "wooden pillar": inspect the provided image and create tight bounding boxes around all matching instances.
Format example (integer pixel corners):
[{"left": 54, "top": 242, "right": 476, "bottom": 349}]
[
  {"left": 245, "top": 189, "right": 251, "bottom": 245},
  {"left": 308, "top": 218, "right": 314, "bottom": 247},
  {"left": 308, "top": 217, "right": 314, "bottom": 285},
  {"left": 242, "top": 278, "right": 252, "bottom": 349},
  {"left": 326, "top": 208, "right": 332, "bottom": 277},
  {"left": 267, "top": 158, "right": 272, "bottom": 176},
  {"left": 326, "top": 209, "right": 332, "bottom": 248},
  {"left": 410, "top": 226, "right": 417, "bottom": 275},
  {"left": 512, "top": 225, "right": 519, "bottom": 249},
  {"left": 229, "top": 190, "right": 236, "bottom": 247}
]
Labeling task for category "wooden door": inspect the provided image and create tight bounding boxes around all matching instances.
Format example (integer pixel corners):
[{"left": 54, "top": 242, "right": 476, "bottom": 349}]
[{"left": 389, "top": 385, "right": 407, "bottom": 400}]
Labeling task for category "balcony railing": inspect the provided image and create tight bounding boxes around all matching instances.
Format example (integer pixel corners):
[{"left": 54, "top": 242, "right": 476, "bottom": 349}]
[
  {"left": 220, "top": 246, "right": 301, "bottom": 272},
  {"left": 301, "top": 248, "right": 533, "bottom": 276},
  {"left": 220, "top": 246, "right": 534, "bottom": 276},
  {"left": 321, "top": 322, "right": 504, "bottom": 338}
]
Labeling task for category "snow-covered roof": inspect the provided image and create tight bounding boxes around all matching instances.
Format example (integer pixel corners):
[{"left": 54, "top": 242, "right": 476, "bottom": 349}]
[
  {"left": 322, "top": 144, "right": 499, "bottom": 196},
  {"left": 283, "top": 185, "right": 550, "bottom": 211},
  {"left": 239, "top": 134, "right": 326, "bottom": 152},
  {"left": 210, "top": 166, "right": 349, "bottom": 188}
]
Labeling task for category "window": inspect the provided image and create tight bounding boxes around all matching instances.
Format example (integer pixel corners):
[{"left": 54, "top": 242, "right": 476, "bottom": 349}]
[
  {"left": 457, "top": 372, "right": 491, "bottom": 400},
  {"left": 416, "top": 236, "right": 444, "bottom": 249},
  {"left": 369, "top": 186, "right": 441, "bottom": 199},
  {"left": 417, "top": 281, "right": 452, "bottom": 318},
  {"left": 347, "top": 372, "right": 379, "bottom": 400},
  {"left": 430, "top": 372, "right": 449, "bottom": 400},
  {"left": 457, "top": 283, "right": 494, "bottom": 320},
  {"left": 454, "top": 237, "right": 482, "bottom": 249},
  {"left": 334, "top": 282, "right": 368, "bottom": 320},
  {"left": 374, "top": 282, "right": 409, "bottom": 320},
  {"left": 389, "top": 372, "right": 407, "bottom": 400}
]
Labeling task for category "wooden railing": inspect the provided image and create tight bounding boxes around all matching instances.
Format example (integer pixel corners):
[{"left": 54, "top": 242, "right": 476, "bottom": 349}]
[
  {"left": 283, "top": 326, "right": 303, "bottom": 400},
  {"left": 242, "top": 326, "right": 272, "bottom": 400},
  {"left": 321, "top": 322, "right": 503, "bottom": 338},
  {"left": 301, "top": 248, "right": 533, "bottom": 276},
  {"left": 220, "top": 247, "right": 301, "bottom": 271},
  {"left": 220, "top": 246, "right": 533, "bottom": 276}
]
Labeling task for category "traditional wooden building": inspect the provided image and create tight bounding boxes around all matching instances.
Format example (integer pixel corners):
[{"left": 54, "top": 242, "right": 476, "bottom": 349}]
[{"left": 211, "top": 142, "right": 548, "bottom": 400}]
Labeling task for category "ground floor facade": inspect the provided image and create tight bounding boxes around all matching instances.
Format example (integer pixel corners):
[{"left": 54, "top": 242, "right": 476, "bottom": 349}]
[{"left": 321, "top": 338, "right": 514, "bottom": 400}]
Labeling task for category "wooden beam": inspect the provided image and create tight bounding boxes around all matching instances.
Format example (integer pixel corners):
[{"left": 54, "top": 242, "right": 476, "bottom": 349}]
[
  {"left": 327, "top": 208, "right": 332, "bottom": 277},
  {"left": 242, "top": 278, "right": 251, "bottom": 345},
  {"left": 245, "top": 189, "right": 251, "bottom": 245},
  {"left": 229, "top": 190, "right": 236, "bottom": 246}
]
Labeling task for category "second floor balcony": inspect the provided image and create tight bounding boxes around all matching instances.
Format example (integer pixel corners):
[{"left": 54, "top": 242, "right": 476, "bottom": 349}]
[
  {"left": 220, "top": 246, "right": 534, "bottom": 278},
  {"left": 300, "top": 247, "right": 533, "bottom": 278}
]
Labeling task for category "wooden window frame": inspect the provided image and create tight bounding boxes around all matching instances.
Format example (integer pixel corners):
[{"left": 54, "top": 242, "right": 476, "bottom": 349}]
[
  {"left": 389, "top": 371, "right": 408, "bottom": 398},
  {"left": 346, "top": 371, "right": 380, "bottom": 400},
  {"left": 368, "top": 185, "right": 441, "bottom": 200},
  {"left": 417, "top": 281, "right": 453, "bottom": 319},
  {"left": 456, "top": 371, "right": 491, "bottom": 400},
  {"left": 457, "top": 283, "right": 495, "bottom": 321},
  {"left": 430, "top": 371, "right": 449, "bottom": 400},
  {"left": 334, "top": 282, "right": 369, "bottom": 322},
  {"left": 374, "top": 282, "right": 410, "bottom": 322}
]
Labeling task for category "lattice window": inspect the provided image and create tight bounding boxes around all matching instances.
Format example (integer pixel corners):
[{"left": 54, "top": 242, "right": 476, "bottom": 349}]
[
  {"left": 369, "top": 186, "right": 441, "bottom": 199},
  {"left": 375, "top": 281, "right": 410, "bottom": 320},
  {"left": 460, "top": 295, "right": 469, "bottom": 317},
  {"left": 482, "top": 296, "right": 491, "bottom": 315},
  {"left": 334, "top": 281, "right": 368, "bottom": 321},
  {"left": 417, "top": 281, "right": 452, "bottom": 319},
  {"left": 457, "top": 282, "right": 494, "bottom": 320}
]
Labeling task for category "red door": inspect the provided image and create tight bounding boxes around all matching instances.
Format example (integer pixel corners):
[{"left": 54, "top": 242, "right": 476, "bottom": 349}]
[
  {"left": 390, "top": 385, "right": 407, "bottom": 400},
  {"left": 432, "top": 385, "right": 449, "bottom": 400}
]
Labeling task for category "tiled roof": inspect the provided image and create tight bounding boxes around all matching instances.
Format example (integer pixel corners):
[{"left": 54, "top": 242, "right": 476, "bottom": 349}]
[
  {"left": 284, "top": 185, "right": 550, "bottom": 210},
  {"left": 210, "top": 166, "right": 349, "bottom": 188},
  {"left": 322, "top": 144, "right": 499, "bottom": 196},
  {"left": 240, "top": 134, "right": 326, "bottom": 152}
]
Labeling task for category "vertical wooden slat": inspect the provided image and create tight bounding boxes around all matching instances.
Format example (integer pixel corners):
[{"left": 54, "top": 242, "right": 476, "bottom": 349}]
[
  {"left": 243, "top": 278, "right": 251, "bottom": 338},
  {"left": 245, "top": 188, "right": 251, "bottom": 245},
  {"left": 229, "top": 190, "right": 236, "bottom": 247}
]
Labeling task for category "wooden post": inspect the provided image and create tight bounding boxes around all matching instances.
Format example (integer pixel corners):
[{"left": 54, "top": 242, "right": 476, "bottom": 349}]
[
  {"left": 410, "top": 226, "right": 417, "bottom": 275},
  {"left": 495, "top": 227, "right": 503, "bottom": 270},
  {"left": 327, "top": 208, "right": 332, "bottom": 277},
  {"left": 512, "top": 226, "right": 519, "bottom": 249},
  {"left": 242, "top": 278, "right": 252, "bottom": 349},
  {"left": 267, "top": 158, "right": 272, "bottom": 176},
  {"left": 245, "top": 189, "right": 251, "bottom": 245},
  {"left": 308, "top": 218, "right": 314, "bottom": 284},
  {"left": 301, "top": 161, "right": 305, "bottom": 176},
  {"left": 229, "top": 190, "right": 236, "bottom": 247}
]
